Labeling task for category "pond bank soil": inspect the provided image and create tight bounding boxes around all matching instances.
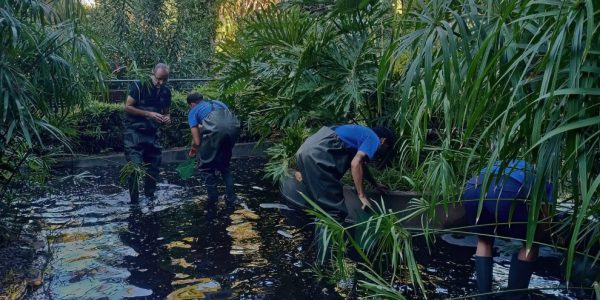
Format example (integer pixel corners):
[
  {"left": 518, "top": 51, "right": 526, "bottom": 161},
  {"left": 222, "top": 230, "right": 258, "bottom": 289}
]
[{"left": 0, "top": 223, "right": 48, "bottom": 300}]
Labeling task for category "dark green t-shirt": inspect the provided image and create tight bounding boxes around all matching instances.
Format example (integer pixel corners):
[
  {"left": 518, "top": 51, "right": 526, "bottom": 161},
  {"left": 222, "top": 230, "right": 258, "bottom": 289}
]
[{"left": 125, "top": 79, "right": 171, "bottom": 131}]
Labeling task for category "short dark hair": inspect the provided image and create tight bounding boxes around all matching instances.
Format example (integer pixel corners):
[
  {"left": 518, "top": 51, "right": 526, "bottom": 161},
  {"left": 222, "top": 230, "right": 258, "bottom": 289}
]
[
  {"left": 372, "top": 126, "right": 395, "bottom": 147},
  {"left": 187, "top": 92, "right": 203, "bottom": 104}
]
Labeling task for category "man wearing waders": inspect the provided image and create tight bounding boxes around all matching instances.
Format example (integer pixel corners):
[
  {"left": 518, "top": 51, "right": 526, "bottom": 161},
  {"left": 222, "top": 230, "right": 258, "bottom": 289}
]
[
  {"left": 123, "top": 63, "right": 171, "bottom": 202},
  {"left": 295, "top": 125, "right": 395, "bottom": 221},
  {"left": 462, "top": 160, "right": 553, "bottom": 300},
  {"left": 187, "top": 93, "right": 240, "bottom": 206}
]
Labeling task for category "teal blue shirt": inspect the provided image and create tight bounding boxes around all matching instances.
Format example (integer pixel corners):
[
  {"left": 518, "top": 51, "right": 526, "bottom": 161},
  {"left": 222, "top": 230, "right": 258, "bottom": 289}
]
[{"left": 188, "top": 100, "right": 228, "bottom": 128}]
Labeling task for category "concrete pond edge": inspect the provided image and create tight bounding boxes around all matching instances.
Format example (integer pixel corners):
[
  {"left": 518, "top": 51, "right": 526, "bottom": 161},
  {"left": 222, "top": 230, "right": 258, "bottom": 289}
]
[{"left": 53, "top": 142, "right": 270, "bottom": 169}]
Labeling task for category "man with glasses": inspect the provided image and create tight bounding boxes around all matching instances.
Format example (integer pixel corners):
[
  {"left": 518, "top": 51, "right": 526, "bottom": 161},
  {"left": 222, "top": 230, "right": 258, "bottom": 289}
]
[{"left": 123, "top": 63, "right": 172, "bottom": 202}]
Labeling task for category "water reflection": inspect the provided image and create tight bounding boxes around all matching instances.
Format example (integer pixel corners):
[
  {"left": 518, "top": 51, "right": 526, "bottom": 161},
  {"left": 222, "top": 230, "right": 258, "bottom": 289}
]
[
  {"left": 166, "top": 278, "right": 221, "bottom": 299},
  {"left": 25, "top": 158, "right": 581, "bottom": 299},
  {"left": 120, "top": 204, "right": 171, "bottom": 298},
  {"left": 28, "top": 189, "right": 154, "bottom": 299}
]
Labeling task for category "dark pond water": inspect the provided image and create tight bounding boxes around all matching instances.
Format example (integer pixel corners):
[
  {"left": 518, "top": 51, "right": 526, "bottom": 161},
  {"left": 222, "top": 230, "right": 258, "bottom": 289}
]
[{"left": 23, "top": 158, "right": 587, "bottom": 299}]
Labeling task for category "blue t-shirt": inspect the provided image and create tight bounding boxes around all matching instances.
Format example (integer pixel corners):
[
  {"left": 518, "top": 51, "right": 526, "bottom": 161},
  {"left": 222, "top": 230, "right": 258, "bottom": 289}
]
[
  {"left": 466, "top": 160, "right": 553, "bottom": 202},
  {"left": 483, "top": 160, "right": 532, "bottom": 184},
  {"left": 188, "top": 100, "right": 228, "bottom": 128},
  {"left": 333, "top": 125, "right": 380, "bottom": 159}
]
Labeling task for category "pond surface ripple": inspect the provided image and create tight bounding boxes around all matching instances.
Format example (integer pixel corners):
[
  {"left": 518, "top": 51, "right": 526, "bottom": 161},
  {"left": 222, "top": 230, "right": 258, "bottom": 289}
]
[{"left": 24, "top": 158, "right": 583, "bottom": 299}]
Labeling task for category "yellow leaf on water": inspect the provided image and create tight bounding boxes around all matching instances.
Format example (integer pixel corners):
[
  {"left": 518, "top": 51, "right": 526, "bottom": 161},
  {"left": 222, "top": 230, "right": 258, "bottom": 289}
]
[
  {"left": 226, "top": 223, "right": 258, "bottom": 240},
  {"left": 49, "top": 232, "right": 93, "bottom": 243},
  {"left": 229, "top": 214, "right": 245, "bottom": 222},
  {"left": 171, "top": 278, "right": 212, "bottom": 286},
  {"left": 166, "top": 241, "right": 191, "bottom": 250},
  {"left": 171, "top": 258, "right": 194, "bottom": 269},
  {"left": 166, "top": 278, "right": 220, "bottom": 300},
  {"left": 233, "top": 209, "right": 260, "bottom": 220}
]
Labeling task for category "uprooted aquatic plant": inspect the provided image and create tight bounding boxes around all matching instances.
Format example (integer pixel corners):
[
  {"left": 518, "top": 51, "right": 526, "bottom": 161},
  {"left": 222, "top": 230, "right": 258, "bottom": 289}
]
[
  {"left": 303, "top": 193, "right": 427, "bottom": 298},
  {"left": 356, "top": 264, "right": 406, "bottom": 300},
  {"left": 119, "top": 161, "right": 150, "bottom": 186}
]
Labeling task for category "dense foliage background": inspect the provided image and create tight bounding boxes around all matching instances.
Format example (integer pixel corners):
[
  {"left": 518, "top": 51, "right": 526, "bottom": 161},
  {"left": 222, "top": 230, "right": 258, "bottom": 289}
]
[
  {"left": 215, "top": 0, "right": 600, "bottom": 296},
  {"left": 86, "top": 0, "right": 218, "bottom": 77},
  {"left": 1, "top": 0, "right": 599, "bottom": 298},
  {"left": 0, "top": 0, "right": 107, "bottom": 244}
]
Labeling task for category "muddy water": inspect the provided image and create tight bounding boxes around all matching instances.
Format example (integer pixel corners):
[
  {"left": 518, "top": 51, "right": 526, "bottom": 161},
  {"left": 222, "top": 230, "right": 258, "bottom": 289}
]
[
  {"left": 412, "top": 235, "right": 583, "bottom": 299},
  {"left": 25, "top": 158, "right": 583, "bottom": 299},
  {"left": 26, "top": 159, "right": 327, "bottom": 299}
]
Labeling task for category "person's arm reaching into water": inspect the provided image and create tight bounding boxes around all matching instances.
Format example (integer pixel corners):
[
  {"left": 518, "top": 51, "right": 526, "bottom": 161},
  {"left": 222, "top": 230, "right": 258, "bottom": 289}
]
[
  {"left": 351, "top": 151, "right": 371, "bottom": 209},
  {"left": 188, "top": 125, "right": 202, "bottom": 157}
]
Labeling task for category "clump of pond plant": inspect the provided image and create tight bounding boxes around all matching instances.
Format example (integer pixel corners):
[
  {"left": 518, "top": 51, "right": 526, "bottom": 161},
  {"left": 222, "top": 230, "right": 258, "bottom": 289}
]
[
  {"left": 303, "top": 194, "right": 427, "bottom": 298},
  {"left": 119, "top": 162, "right": 149, "bottom": 187}
]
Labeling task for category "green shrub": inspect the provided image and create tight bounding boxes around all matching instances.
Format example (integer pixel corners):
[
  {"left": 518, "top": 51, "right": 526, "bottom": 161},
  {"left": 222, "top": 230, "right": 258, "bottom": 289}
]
[
  {"left": 264, "top": 124, "right": 312, "bottom": 184},
  {"left": 57, "top": 84, "right": 257, "bottom": 155},
  {"left": 59, "top": 91, "right": 190, "bottom": 154},
  {"left": 65, "top": 101, "right": 126, "bottom": 154},
  {"left": 194, "top": 82, "right": 221, "bottom": 100},
  {"left": 371, "top": 168, "right": 416, "bottom": 191},
  {"left": 161, "top": 91, "right": 193, "bottom": 151}
]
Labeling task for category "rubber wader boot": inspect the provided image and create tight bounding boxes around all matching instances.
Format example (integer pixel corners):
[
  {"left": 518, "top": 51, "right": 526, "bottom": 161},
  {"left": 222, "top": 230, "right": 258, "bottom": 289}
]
[
  {"left": 204, "top": 171, "right": 219, "bottom": 205},
  {"left": 506, "top": 254, "right": 534, "bottom": 300},
  {"left": 144, "top": 177, "right": 156, "bottom": 198},
  {"left": 475, "top": 256, "right": 493, "bottom": 300},
  {"left": 223, "top": 170, "right": 237, "bottom": 205},
  {"left": 129, "top": 173, "right": 140, "bottom": 203}
]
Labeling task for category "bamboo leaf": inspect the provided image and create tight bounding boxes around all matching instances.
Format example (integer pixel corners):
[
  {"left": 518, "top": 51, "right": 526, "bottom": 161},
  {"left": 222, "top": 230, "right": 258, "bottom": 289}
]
[{"left": 530, "top": 116, "right": 600, "bottom": 150}]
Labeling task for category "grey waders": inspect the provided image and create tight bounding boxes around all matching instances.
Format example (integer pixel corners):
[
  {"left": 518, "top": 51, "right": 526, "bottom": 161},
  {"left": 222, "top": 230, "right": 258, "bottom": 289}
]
[
  {"left": 124, "top": 80, "right": 170, "bottom": 202},
  {"left": 198, "top": 104, "right": 240, "bottom": 205},
  {"left": 294, "top": 126, "right": 356, "bottom": 221}
]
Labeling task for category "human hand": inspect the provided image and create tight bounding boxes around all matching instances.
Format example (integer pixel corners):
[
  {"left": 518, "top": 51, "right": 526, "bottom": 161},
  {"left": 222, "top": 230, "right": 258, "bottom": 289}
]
[
  {"left": 162, "top": 115, "right": 171, "bottom": 125},
  {"left": 188, "top": 147, "right": 197, "bottom": 158},
  {"left": 147, "top": 112, "right": 165, "bottom": 124},
  {"left": 294, "top": 171, "right": 303, "bottom": 182},
  {"left": 359, "top": 194, "right": 372, "bottom": 210}
]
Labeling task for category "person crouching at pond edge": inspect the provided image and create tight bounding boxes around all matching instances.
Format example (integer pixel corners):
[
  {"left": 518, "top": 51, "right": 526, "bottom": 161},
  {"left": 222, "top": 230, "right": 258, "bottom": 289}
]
[
  {"left": 123, "top": 63, "right": 172, "bottom": 203},
  {"left": 187, "top": 93, "right": 241, "bottom": 206},
  {"left": 295, "top": 125, "right": 395, "bottom": 221},
  {"left": 461, "top": 160, "right": 554, "bottom": 300}
]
